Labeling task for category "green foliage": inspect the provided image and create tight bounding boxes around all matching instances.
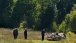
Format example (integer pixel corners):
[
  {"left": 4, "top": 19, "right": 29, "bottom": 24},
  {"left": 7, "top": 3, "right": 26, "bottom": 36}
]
[
  {"left": 69, "top": 4, "right": 76, "bottom": 31},
  {"left": 13, "top": 0, "right": 17, "bottom": 3},
  {"left": 53, "top": 21, "right": 58, "bottom": 32},
  {"left": 59, "top": 4, "right": 76, "bottom": 33},
  {"left": 59, "top": 21, "right": 66, "bottom": 32},
  {"left": 19, "top": 22, "right": 23, "bottom": 30},
  {"left": 56, "top": 0, "right": 74, "bottom": 24},
  {"left": 0, "top": 0, "right": 76, "bottom": 32}
]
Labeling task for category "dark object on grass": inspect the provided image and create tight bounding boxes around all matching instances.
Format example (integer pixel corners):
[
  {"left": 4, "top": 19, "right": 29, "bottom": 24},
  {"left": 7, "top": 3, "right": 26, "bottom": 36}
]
[
  {"left": 41, "top": 29, "right": 45, "bottom": 41},
  {"left": 24, "top": 28, "right": 27, "bottom": 39},
  {"left": 13, "top": 28, "right": 18, "bottom": 39}
]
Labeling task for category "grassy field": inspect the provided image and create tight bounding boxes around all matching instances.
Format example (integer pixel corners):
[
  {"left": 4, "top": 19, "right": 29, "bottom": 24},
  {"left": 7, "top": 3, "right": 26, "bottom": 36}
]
[{"left": 0, "top": 28, "right": 76, "bottom": 43}]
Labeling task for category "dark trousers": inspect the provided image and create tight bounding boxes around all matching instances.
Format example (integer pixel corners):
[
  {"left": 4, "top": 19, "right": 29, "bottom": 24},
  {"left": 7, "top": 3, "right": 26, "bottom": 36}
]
[
  {"left": 14, "top": 35, "right": 17, "bottom": 39},
  {"left": 42, "top": 35, "right": 44, "bottom": 41},
  {"left": 24, "top": 35, "right": 27, "bottom": 39}
]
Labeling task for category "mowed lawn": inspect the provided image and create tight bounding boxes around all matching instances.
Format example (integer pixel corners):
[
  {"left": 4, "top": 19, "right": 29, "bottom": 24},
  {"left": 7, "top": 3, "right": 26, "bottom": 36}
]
[{"left": 0, "top": 28, "right": 76, "bottom": 43}]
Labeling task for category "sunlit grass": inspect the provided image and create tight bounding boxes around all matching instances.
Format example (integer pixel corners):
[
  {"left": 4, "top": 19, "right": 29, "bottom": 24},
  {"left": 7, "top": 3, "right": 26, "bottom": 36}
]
[
  {"left": 59, "top": 31, "right": 76, "bottom": 43},
  {"left": 0, "top": 28, "right": 76, "bottom": 43}
]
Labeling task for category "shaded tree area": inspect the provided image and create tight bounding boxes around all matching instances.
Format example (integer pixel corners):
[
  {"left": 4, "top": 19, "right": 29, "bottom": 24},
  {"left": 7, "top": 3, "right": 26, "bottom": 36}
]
[
  {"left": 10, "top": 0, "right": 26, "bottom": 28},
  {"left": 0, "top": 0, "right": 76, "bottom": 32},
  {"left": 56, "top": 0, "right": 74, "bottom": 24},
  {"left": 41, "top": 6, "right": 54, "bottom": 31},
  {"left": 0, "top": 0, "right": 13, "bottom": 27},
  {"left": 58, "top": 4, "right": 76, "bottom": 33}
]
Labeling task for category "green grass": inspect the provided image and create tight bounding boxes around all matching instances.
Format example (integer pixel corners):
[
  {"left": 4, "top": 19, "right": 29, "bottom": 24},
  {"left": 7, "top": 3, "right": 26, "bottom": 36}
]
[
  {"left": 0, "top": 28, "right": 76, "bottom": 43},
  {"left": 0, "top": 40, "right": 57, "bottom": 43}
]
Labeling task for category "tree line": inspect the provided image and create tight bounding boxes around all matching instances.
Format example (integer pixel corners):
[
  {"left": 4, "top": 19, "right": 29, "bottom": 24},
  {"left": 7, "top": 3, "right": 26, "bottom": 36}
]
[{"left": 0, "top": 0, "right": 76, "bottom": 32}]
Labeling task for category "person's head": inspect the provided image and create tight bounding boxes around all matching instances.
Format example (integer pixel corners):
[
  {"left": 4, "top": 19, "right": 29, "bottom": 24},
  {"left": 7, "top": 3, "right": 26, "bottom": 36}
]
[
  {"left": 43, "top": 29, "right": 45, "bottom": 31},
  {"left": 14, "top": 28, "right": 18, "bottom": 30},
  {"left": 24, "top": 28, "right": 27, "bottom": 31}
]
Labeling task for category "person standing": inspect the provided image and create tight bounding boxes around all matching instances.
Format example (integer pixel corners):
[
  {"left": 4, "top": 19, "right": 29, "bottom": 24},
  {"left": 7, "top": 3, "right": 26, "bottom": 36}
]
[
  {"left": 13, "top": 28, "right": 18, "bottom": 39},
  {"left": 41, "top": 29, "right": 45, "bottom": 41},
  {"left": 24, "top": 28, "right": 27, "bottom": 39}
]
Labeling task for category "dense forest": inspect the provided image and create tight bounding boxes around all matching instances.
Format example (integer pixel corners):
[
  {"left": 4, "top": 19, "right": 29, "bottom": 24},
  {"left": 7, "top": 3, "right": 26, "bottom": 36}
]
[{"left": 0, "top": 0, "right": 76, "bottom": 32}]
